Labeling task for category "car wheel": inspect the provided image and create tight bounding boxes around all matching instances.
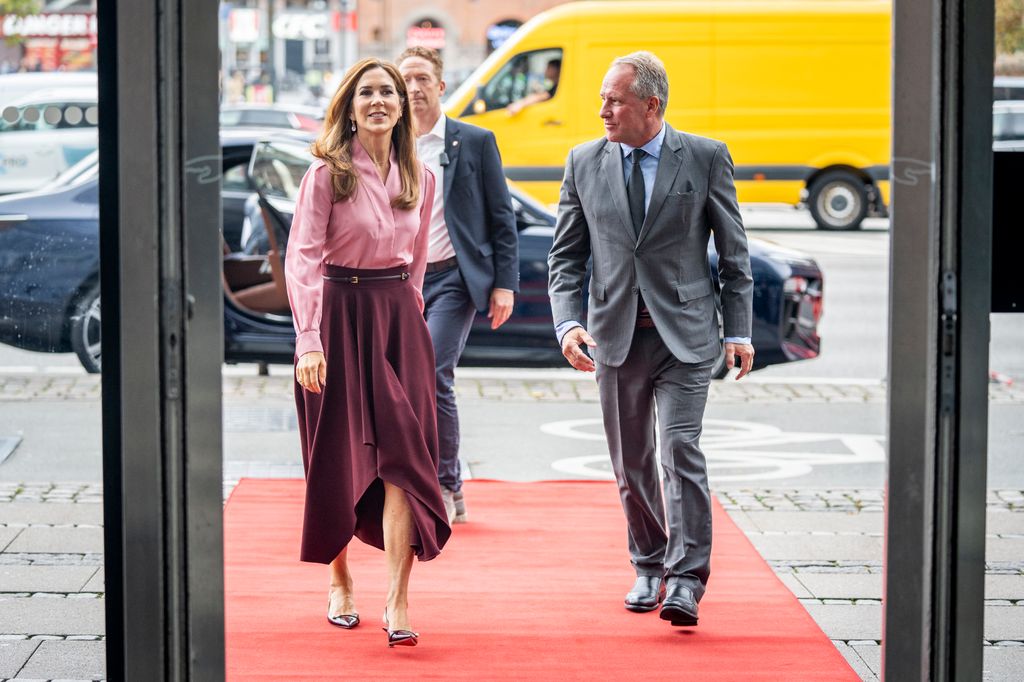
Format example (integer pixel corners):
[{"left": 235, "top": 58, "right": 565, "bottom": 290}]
[
  {"left": 807, "top": 170, "right": 870, "bottom": 231},
  {"left": 71, "top": 285, "right": 101, "bottom": 374}
]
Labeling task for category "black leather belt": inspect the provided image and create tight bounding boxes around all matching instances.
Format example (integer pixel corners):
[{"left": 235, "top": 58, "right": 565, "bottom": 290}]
[
  {"left": 425, "top": 256, "right": 459, "bottom": 273},
  {"left": 323, "top": 272, "right": 409, "bottom": 284}
]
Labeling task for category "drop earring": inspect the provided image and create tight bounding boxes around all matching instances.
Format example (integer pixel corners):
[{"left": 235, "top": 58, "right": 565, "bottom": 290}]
[{"left": 350, "top": 121, "right": 356, "bottom": 132}]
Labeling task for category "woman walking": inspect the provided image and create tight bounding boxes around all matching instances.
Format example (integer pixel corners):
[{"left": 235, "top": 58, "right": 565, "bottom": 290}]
[{"left": 285, "top": 57, "right": 451, "bottom": 648}]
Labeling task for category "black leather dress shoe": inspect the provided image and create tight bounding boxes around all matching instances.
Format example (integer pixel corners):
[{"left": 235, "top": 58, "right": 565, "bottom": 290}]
[
  {"left": 659, "top": 583, "right": 698, "bottom": 626},
  {"left": 624, "top": 575, "right": 666, "bottom": 612}
]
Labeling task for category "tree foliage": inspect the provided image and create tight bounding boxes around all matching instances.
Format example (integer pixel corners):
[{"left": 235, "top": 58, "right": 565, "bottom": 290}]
[
  {"left": 997, "top": 0, "right": 1024, "bottom": 55},
  {"left": 0, "top": 0, "right": 43, "bottom": 15}
]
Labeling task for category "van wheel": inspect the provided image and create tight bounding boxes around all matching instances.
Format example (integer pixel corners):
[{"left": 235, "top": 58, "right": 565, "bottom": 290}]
[
  {"left": 807, "top": 171, "right": 869, "bottom": 230},
  {"left": 71, "top": 285, "right": 102, "bottom": 374}
]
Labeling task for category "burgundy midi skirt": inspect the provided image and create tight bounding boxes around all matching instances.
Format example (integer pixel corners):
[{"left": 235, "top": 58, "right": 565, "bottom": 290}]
[{"left": 294, "top": 263, "right": 451, "bottom": 564}]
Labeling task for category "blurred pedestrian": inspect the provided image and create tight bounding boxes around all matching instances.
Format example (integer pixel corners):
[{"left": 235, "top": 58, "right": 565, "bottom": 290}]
[
  {"left": 285, "top": 57, "right": 451, "bottom": 648},
  {"left": 225, "top": 69, "right": 246, "bottom": 105},
  {"left": 397, "top": 46, "right": 519, "bottom": 525},
  {"left": 547, "top": 51, "right": 754, "bottom": 628}
]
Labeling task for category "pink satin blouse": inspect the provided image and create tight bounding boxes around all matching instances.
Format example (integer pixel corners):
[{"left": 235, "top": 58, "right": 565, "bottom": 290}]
[{"left": 285, "top": 137, "right": 435, "bottom": 358}]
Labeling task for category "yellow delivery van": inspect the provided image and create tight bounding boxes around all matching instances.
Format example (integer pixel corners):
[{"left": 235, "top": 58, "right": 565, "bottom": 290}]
[{"left": 444, "top": 0, "right": 891, "bottom": 230}]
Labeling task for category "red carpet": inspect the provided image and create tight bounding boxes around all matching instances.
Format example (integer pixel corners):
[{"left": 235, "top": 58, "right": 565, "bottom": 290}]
[{"left": 225, "top": 479, "right": 857, "bottom": 680}]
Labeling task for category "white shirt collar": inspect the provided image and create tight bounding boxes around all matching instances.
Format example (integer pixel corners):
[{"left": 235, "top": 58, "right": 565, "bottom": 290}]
[
  {"left": 620, "top": 123, "right": 666, "bottom": 160},
  {"left": 424, "top": 112, "right": 447, "bottom": 141}
]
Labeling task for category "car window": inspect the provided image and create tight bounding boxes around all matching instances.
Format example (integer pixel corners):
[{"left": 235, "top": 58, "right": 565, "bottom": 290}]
[
  {"left": 478, "top": 48, "right": 562, "bottom": 112},
  {"left": 220, "top": 109, "right": 244, "bottom": 127},
  {"left": 993, "top": 109, "right": 1024, "bottom": 141},
  {"left": 223, "top": 162, "right": 250, "bottom": 192},
  {"left": 39, "top": 150, "right": 100, "bottom": 191},
  {"left": 241, "top": 110, "right": 291, "bottom": 127},
  {"left": 249, "top": 140, "right": 314, "bottom": 201}
]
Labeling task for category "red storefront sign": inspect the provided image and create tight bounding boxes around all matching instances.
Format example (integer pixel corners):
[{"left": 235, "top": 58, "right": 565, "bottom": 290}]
[
  {"left": 406, "top": 27, "right": 445, "bottom": 50},
  {"left": 0, "top": 13, "right": 97, "bottom": 71},
  {"left": 0, "top": 13, "right": 97, "bottom": 39}
]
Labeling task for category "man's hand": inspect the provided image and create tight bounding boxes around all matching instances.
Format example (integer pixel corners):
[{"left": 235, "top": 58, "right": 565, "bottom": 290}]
[
  {"left": 488, "top": 288, "right": 515, "bottom": 329},
  {"left": 724, "top": 342, "right": 754, "bottom": 380},
  {"left": 296, "top": 351, "right": 326, "bottom": 394},
  {"left": 561, "top": 326, "right": 597, "bottom": 372}
]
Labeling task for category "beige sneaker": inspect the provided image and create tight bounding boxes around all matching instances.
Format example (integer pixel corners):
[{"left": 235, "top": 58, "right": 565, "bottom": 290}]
[
  {"left": 452, "top": 489, "right": 468, "bottom": 524},
  {"left": 441, "top": 487, "right": 457, "bottom": 525}
]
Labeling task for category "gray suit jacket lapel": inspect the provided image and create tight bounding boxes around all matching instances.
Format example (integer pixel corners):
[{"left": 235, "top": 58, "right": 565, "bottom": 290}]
[
  {"left": 443, "top": 117, "right": 461, "bottom": 203},
  {"left": 600, "top": 141, "right": 636, "bottom": 244},
  {"left": 637, "top": 125, "right": 685, "bottom": 246}
]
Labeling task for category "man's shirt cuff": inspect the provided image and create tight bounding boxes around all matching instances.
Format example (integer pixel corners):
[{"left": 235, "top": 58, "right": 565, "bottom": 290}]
[
  {"left": 555, "top": 320, "right": 583, "bottom": 344},
  {"left": 724, "top": 336, "right": 751, "bottom": 345}
]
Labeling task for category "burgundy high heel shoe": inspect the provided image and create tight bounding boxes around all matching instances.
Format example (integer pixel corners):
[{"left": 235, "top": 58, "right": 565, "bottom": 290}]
[{"left": 382, "top": 608, "right": 418, "bottom": 647}]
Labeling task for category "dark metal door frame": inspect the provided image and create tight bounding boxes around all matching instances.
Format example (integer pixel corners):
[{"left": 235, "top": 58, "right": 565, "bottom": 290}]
[
  {"left": 94, "top": 0, "right": 999, "bottom": 677},
  {"left": 98, "top": 0, "right": 225, "bottom": 677},
  {"left": 885, "top": 0, "right": 993, "bottom": 678}
]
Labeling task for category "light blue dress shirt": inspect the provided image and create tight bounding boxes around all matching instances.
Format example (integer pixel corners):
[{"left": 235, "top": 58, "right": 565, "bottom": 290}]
[
  {"left": 619, "top": 124, "right": 666, "bottom": 214},
  {"left": 555, "top": 125, "right": 751, "bottom": 347}
]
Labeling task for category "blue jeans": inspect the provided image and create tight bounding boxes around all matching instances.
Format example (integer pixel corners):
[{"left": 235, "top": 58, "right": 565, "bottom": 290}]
[{"left": 422, "top": 265, "right": 478, "bottom": 492}]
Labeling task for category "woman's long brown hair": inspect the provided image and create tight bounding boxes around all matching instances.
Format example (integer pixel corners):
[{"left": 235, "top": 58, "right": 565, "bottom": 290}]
[{"left": 312, "top": 58, "right": 419, "bottom": 210}]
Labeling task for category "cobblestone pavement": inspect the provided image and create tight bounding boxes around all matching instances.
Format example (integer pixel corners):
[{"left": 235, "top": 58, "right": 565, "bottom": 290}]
[
  {"left": 716, "top": 488, "right": 1024, "bottom": 512},
  {"left": 2, "top": 486, "right": 1022, "bottom": 681},
  {"left": 1, "top": 372, "right": 1022, "bottom": 404}
]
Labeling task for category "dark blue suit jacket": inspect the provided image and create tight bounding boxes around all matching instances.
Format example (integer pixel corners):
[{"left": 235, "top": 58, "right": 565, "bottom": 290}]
[{"left": 441, "top": 117, "right": 519, "bottom": 311}]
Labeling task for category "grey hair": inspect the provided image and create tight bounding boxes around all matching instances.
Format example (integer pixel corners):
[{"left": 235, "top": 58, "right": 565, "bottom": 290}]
[{"left": 612, "top": 51, "right": 668, "bottom": 117}]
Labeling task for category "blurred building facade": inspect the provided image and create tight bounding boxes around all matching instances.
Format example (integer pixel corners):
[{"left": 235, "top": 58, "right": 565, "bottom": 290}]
[
  {"left": 0, "top": 1, "right": 96, "bottom": 74},
  {"left": 219, "top": 0, "right": 572, "bottom": 101},
  {"left": 356, "top": 0, "right": 569, "bottom": 85}
]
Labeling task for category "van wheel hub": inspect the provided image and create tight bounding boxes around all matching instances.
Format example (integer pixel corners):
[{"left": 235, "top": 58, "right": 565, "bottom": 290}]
[{"left": 820, "top": 183, "right": 858, "bottom": 221}]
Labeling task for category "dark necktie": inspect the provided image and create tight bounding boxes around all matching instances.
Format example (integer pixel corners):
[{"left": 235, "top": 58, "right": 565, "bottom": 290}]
[{"left": 627, "top": 148, "right": 647, "bottom": 238}]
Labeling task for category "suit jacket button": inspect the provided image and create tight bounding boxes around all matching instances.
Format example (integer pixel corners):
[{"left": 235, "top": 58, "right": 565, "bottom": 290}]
[{"left": 631, "top": 286, "right": 638, "bottom": 294}]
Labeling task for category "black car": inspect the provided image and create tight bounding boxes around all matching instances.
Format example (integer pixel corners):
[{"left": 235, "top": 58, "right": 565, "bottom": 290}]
[{"left": 0, "top": 135, "right": 823, "bottom": 376}]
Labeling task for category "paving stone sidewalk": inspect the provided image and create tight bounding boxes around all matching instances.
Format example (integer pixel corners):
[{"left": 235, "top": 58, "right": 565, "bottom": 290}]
[
  {"left": 1, "top": 485, "right": 1023, "bottom": 680},
  {"left": 1, "top": 372, "right": 1022, "bottom": 404}
]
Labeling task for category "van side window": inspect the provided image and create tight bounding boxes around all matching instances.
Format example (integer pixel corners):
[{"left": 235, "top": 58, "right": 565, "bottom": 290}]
[{"left": 477, "top": 48, "right": 563, "bottom": 113}]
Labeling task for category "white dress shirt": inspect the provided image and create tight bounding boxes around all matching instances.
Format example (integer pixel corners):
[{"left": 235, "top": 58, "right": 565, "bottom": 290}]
[{"left": 416, "top": 113, "right": 457, "bottom": 263}]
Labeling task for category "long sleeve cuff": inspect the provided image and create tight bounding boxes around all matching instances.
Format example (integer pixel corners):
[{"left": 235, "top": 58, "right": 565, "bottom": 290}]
[
  {"left": 723, "top": 336, "right": 751, "bottom": 345},
  {"left": 555, "top": 320, "right": 583, "bottom": 345},
  {"left": 295, "top": 330, "right": 323, "bottom": 358},
  {"left": 494, "top": 272, "right": 521, "bottom": 293}
]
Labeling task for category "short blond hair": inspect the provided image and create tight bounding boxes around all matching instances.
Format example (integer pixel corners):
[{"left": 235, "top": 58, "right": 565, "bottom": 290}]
[{"left": 397, "top": 46, "right": 444, "bottom": 82}]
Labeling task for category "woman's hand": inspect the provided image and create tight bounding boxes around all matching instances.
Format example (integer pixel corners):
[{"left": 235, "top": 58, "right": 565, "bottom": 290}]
[{"left": 296, "top": 351, "right": 327, "bottom": 394}]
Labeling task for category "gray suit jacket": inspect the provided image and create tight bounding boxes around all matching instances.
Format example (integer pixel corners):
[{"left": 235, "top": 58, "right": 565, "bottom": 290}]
[
  {"left": 547, "top": 124, "right": 753, "bottom": 368},
  {"left": 442, "top": 117, "right": 519, "bottom": 312}
]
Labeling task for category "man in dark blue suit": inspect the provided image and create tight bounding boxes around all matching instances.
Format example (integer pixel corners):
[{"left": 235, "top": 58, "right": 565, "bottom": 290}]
[{"left": 398, "top": 47, "right": 519, "bottom": 524}]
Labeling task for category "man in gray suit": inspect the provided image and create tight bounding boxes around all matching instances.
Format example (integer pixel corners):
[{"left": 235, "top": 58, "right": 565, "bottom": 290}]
[
  {"left": 398, "top": 47, "right": 520, "bottom": 524},
  {"left": 548, "top": 52, "right": 754, "bottom": 627}
]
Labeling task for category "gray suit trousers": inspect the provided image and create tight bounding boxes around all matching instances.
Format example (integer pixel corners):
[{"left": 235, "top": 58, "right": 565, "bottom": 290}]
[{"left": 596, "top": 326, "right": 714, "bottom": 601}]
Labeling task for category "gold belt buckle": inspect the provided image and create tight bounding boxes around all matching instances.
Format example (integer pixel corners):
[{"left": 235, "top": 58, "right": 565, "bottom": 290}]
[{"left": 349, "top": 276, "right": 359, "bottom": 284}]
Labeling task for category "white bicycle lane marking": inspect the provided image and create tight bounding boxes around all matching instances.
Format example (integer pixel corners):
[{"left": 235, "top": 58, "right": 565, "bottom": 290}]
[{"left": 543, "top": 418, "right": 885, "bottom": 482}]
